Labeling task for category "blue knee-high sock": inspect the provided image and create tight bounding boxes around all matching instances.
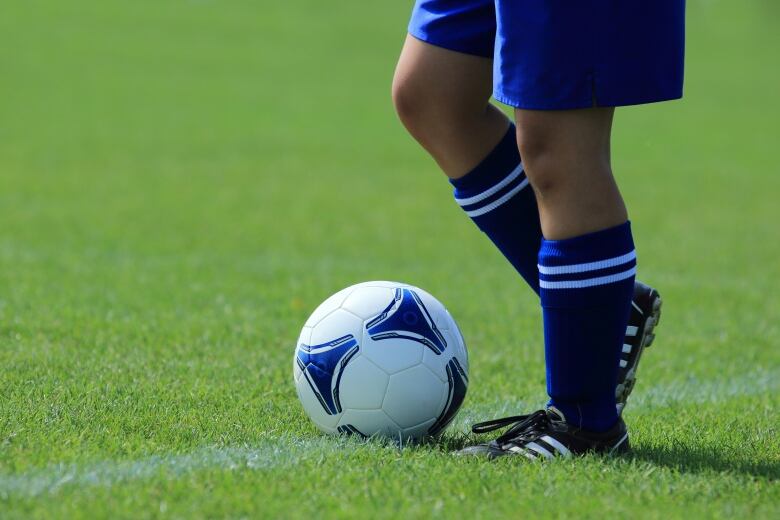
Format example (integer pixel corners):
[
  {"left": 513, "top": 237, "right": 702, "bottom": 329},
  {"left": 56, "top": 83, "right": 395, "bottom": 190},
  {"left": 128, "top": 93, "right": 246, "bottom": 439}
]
[
  {"left": 449, "top": 125, "right": 542, "bottom": 293},
  {"left": 538, "top": 222, "right": 636, "bottom": 431}
]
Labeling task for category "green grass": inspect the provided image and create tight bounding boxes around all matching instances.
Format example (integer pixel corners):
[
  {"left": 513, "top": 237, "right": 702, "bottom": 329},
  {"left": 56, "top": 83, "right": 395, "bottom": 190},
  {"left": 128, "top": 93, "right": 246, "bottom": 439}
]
[{"left": 1, "top": 0, "right": 779, "bottom": 517}]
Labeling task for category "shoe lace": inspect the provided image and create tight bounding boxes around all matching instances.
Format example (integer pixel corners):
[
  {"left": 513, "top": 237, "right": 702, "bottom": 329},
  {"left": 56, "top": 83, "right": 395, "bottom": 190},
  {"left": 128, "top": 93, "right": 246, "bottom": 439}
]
[{"left": 471, "top": 410, "right": 551, "bottom": 445}]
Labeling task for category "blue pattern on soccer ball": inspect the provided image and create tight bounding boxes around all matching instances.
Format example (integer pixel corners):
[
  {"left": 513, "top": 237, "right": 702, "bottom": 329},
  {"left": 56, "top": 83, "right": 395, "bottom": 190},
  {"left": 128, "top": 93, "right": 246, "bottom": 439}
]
[
  {"left": 366, "top": 288, "right": 447, "bottom": 354},
  {"left": 337, "top": 424, "right": 367, "bottom": 438},
  {"left": 296, "top": 335, "right": 359, "bottom": 415},
  {"left": 428, "top": 358, "right": 468, "bottom": 436}
]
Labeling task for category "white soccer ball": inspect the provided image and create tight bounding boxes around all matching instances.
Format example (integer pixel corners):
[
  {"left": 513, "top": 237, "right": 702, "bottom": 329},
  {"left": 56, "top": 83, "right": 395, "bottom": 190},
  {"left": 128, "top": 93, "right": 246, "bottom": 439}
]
[{"left": 294, "top": 281, "right": 469, "bottom": 441}]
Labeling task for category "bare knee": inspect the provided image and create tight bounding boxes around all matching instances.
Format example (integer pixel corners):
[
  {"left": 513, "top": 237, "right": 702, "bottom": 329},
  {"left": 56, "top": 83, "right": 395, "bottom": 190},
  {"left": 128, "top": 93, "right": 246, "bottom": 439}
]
[
  {"left": 392, "top": 74, "right": 480, "bottom": 143},
  {"left": 391, "top": 73, "right": 432, "bottom": 140},
  {"left": 515, "top": 110, "right": 613, "bottom": 198},
  {"left": 514, "top": 108, "right": 626, "bottom": 238},
  {"left": 391, "top": 36, "right": 512, "bottom": 176},
  {"left": 516, "top": 128, "right": 568, "bottom": 197}
]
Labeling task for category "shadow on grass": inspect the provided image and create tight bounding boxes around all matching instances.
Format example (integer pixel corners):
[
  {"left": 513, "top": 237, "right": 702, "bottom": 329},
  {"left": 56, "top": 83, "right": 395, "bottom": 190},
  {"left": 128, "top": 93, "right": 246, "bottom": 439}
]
[
  {"left": 424, "top": 432, "right": 478, "bottom": 452},
  {"left": 627, "top": 443, "right": 779, "bottom": 480},
  {"left": 411, "top": 434, "right": 779, "bottom": 481}
]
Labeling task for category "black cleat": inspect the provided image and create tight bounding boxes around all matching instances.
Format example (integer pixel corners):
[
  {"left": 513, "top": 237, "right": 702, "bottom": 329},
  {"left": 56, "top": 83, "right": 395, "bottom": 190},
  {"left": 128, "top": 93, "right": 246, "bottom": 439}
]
[
  {"left": 617, "top": 282, "right": 663, "bottom": 415},
  {"left": 457, "top": 407, "right": 629, "bottom": 460}
]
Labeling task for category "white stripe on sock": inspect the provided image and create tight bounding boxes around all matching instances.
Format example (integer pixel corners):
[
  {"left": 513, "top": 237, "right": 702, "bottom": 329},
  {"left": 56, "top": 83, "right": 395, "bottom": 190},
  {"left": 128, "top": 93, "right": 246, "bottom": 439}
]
[
  {"left": 538, "top": 250, "right": 636, "bottom": 275},
  {"left": 539, "top": 266, "right": 637, "bottom": 290},
  {"left": 454, "top": 163, "right": 524, "bottom": 206},
  {"left": 464, "top": 178, "right": 529, "bottom": 217}
]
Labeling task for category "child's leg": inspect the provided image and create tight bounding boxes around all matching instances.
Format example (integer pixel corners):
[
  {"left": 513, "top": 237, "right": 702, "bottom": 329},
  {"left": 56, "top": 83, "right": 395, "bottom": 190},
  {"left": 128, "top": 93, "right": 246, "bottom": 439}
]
[
  {"left": 393, "top": 35, "right": 508, "bottom": 178},
  {"left": 516, "top": 107, "right": 635, "bottom": 431},
  {"left": 393, "top": 36, "right": 543, "bottom": 292}
]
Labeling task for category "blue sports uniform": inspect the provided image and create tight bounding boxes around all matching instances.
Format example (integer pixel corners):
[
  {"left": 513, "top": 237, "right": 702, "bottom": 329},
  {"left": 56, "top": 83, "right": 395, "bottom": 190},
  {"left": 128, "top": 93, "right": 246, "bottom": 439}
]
[{"left": 408, "top": 0, "right": 685, "bottom": 109}]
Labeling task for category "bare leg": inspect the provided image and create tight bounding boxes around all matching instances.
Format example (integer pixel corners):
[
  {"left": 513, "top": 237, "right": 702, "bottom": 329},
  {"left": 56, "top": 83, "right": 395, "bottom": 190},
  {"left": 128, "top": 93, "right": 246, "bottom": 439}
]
[
  {"left": 392, "top": 35, "right": 509, "bottom": 178},
  {"left": 514, "top": 107, "right": 627, "bottom": 239}
]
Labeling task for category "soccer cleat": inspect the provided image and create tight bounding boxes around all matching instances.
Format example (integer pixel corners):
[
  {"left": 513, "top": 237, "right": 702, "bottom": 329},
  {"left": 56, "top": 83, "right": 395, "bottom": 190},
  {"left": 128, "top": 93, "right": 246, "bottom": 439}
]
[
  {"left": 457, "top": 407, "right": 629, "bottom": 459},
  {"left": 616, "top": 282, "right": 663, "bottom": 415}
]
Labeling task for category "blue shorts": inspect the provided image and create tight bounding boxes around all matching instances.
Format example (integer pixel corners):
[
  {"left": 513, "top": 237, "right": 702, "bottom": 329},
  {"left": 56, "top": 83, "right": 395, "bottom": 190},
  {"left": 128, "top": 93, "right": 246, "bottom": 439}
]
[{"left": 409, "top": 0, "right": 685, "bottom": 109}]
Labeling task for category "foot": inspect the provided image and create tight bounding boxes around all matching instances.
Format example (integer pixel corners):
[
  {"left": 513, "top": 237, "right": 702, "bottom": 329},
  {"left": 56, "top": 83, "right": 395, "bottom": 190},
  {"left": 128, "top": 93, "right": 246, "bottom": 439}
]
[
  {"left": 457, "top": 407, "right": 629, "bottom": 459},
  {"left": 617, "top": 282, "right": 663, "bottom": 415}
]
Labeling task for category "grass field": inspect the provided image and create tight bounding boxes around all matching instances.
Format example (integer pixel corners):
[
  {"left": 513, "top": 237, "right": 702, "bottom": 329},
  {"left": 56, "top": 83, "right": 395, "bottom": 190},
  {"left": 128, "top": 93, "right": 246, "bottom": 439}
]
[{"left": 1, "top": 0, "right": 779, "bottom": 518}]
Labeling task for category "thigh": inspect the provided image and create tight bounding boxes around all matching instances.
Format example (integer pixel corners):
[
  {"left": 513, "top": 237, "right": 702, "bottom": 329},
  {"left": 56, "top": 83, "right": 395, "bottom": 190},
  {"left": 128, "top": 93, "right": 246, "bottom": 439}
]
[
  {"left": 394, "top": 35, "right": 494, "bottom": 112},
  {"left": 514, "top": 107, "right": 614, "bottom": 165},
  {"left": 494, "top": 0, "right": 685, "bottom": 110},
  {"left": 393, "top": 35, "right": 509, "bottom": 177}
]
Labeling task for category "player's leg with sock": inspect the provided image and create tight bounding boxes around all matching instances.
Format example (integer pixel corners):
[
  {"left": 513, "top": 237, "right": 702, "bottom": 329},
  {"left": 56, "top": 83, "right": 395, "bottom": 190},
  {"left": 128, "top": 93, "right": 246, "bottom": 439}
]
[
  {"left": 393, "top": 36, "right": 659, "bottom": 416},
  {"left": 460, "top": 107, "right": 635, "bottom": 458},
  {"left": 518, "top": 107, "right": 633, "bottom": 432},
  {"left": 393, "top": 36, "right": 542, "bottom": 292}
]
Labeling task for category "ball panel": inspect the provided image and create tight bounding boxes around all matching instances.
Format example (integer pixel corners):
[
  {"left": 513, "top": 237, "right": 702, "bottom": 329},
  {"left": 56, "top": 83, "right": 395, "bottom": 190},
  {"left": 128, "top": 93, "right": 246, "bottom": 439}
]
[
  {"left": 308, "top": 309, "right": 363, "bottom": 346},
  {"left": 295, "top": 377, "right": 340, "bottom": 432},
  {"left": 427, "top": 357, "right": 469, "bottom": 437},
  {"left": 383, "top": 365, "right": 447, "bottom": 428},
  {"left": 338, "top": 355, "right": 389, "bottom": 410},
  {"left": 445, "top": 310, "right": 469, "bottom": 371},
  {"left": 359, "top": 334, "right": 424, "bottom": 375},
  {"left": 340, "top": 286, "right": 396, "bottom": 320},
  {"left": 303, "top": 286, "right": 355, "bottom": 328},
  {"left": 337, "top": 409, "right": 401, "bottom": 438},
  {"left": 402, "top": 417, "right": 437, "bottom": 440},
  {"left": 421, "top": 347, "right": 448, "bottom": 383},
  {"left": 297, "top": 326, "right": 313, "bottom": 346}
]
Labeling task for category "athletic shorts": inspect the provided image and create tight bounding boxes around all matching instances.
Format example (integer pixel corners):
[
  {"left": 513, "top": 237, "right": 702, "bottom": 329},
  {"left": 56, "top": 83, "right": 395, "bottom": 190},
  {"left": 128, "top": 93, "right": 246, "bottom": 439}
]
[{"left": 408, "top": 0, "right": 685, "bottom": 109}]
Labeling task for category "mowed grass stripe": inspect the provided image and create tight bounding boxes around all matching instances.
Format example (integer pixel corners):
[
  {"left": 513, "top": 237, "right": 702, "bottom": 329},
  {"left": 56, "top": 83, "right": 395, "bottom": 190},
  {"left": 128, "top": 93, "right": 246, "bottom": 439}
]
[{"left": 2, "top": 368, "right": 776, "bottom": 499}]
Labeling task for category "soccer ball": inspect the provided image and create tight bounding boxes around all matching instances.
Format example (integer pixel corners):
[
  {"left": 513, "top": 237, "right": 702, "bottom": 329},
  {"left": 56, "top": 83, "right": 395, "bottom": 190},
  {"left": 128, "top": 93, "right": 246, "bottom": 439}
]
[{"left": 293, "top": 281, "right": 469, "bottom": 441}]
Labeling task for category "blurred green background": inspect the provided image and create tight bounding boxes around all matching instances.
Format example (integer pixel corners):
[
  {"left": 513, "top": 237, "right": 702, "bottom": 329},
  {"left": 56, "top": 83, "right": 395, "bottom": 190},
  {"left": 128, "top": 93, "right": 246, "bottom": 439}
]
[{"left": 1, "top": 1, "right": 778, "bottom": 517}]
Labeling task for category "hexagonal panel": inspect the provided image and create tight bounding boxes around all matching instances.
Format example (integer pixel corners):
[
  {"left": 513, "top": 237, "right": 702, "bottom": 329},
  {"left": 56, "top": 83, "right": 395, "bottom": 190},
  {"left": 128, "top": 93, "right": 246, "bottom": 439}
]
[
  {"left": 421, "top": 347, "right": 448, "bottom": 383},
  {"left": 303, "top": 286, "right": 356, "bottom": 328},
  {"left": 338, "top": 355, "right": 389, "bottom": 410},
  {"left": 296, "top": 326, "right": 312, "bottom": 350},
  {"left": 434, "top": 328, "right": 469, "bottom": 377},
  {"left": 383, "top": 365, "right": 446, "bottom": 429},
  {"left": 337, "top": 409, "right": 401, "bottom": 438},
  {"left": 295, "top": 377, "right": 340, "bottom": 432},
  {"left": 403, "top": 417, "right": 437, "bottom": 441},
  {"left": 341, "top": 285, "right": 396, "bottom": 320},
  {"left": 360, "top": 333, "right": 424, "bottom": 375},
  {"left": 309, "top": 308, "right": 363, "bottom": 346}
]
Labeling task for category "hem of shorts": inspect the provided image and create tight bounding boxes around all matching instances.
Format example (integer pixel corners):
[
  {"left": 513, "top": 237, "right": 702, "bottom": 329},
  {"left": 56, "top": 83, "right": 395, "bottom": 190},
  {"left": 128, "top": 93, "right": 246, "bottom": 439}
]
[
  {"left": 493, "top": 90, "right": 684, "bottom": 110},
  {"left": 407, "top": 31, "right": 493, "bottom": 59}
]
